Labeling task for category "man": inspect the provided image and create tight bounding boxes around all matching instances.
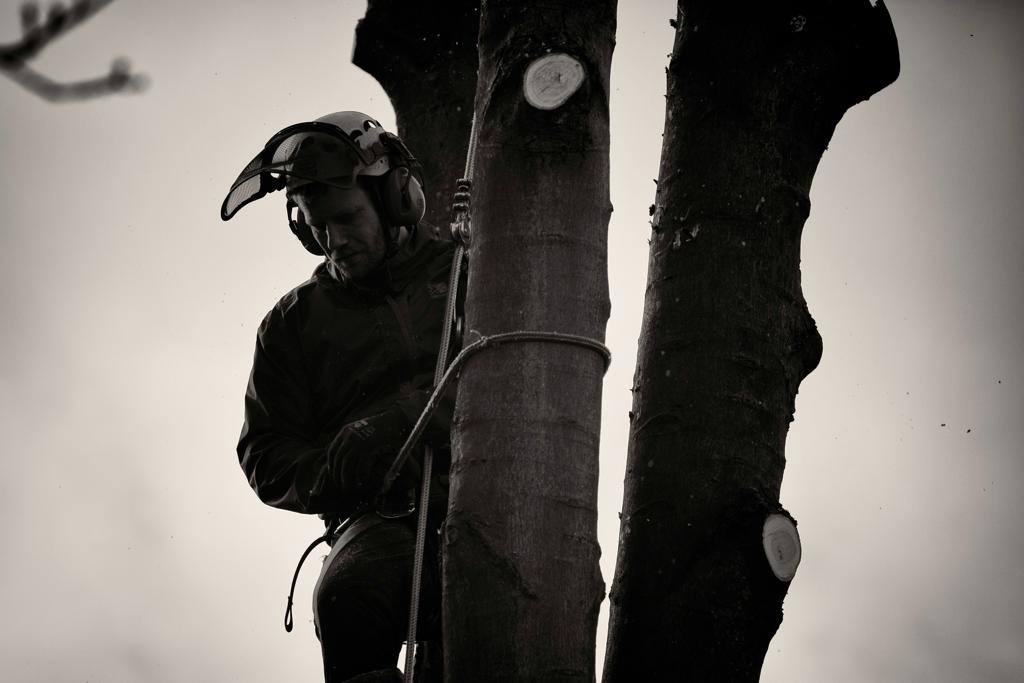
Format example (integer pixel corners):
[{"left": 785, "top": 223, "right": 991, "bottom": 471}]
[{"left": 221, "top": 112, "right": 457, "bottom": 682}]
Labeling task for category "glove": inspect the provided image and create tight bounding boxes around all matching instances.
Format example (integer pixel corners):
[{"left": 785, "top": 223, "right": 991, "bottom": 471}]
[
  {"left": 394, "top": 387, "right": 455, "bottom": 449},
  {"left": 327, "top": 410, "right": 419, "bottom": 501}
]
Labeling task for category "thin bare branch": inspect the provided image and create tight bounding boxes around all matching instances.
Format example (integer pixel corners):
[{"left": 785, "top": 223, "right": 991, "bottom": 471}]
[
  {"left": 0, "top": 0, "right": 146, "bottom": 102},
  {"left": 5, "top": 58, "right": 146, "bottom": 101}
]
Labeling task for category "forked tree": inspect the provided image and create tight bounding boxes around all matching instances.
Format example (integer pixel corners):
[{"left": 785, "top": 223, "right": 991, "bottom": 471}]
[{"left": 354, "top": 0, "right": 899, "bottom": 680}]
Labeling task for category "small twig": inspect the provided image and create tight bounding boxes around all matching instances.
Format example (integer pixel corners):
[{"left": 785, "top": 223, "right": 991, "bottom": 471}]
[
  {"left": 5, "top": 57, "right": 146, "bottom": 101},
  {"left": 0, "top": 0, "right": 147, "bottom": 102}
]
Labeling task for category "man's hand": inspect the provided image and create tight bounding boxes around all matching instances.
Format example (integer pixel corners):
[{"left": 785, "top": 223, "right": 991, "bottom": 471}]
[{"left": 327, "top": 410, "right": 419, "bottom": 500}]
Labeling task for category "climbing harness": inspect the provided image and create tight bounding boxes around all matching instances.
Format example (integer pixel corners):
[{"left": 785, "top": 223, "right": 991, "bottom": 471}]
[{"left": 311, "top": 513, "right": 389, "bottom": 634}]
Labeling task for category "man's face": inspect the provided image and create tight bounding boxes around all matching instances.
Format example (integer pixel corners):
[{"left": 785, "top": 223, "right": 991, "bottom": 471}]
[{"left": 293, "top": 183, "right": 387, "bottom": 282}]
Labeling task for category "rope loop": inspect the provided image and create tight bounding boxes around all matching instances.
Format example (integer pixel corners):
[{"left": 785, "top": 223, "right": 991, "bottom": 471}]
[
  {"left": 284, "top": 532, "right": 332, "bottom": 632},
  {"left": 381, "top": 328, "right": 610, "bottom": 498}
]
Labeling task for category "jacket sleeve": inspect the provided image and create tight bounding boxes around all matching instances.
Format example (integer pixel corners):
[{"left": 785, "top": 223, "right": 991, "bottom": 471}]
[{"left": 237, "top": 305, "right": 348, "bottom": 515}]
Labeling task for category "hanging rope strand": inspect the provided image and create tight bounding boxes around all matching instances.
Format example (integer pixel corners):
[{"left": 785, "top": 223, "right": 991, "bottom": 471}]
[
  {"left": 401, "top": 111, "right": 479, "bottom": 682},
  {"left": 400, "top": 246, "right": 465, "bottom": 681}
]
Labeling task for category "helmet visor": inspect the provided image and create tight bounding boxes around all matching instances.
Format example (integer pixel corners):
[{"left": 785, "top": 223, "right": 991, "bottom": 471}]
[{"left": 221, "top": 122, "right": 371, "bottom": 221}]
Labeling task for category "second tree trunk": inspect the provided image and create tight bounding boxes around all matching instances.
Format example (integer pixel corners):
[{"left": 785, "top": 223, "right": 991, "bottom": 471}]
[{"left": 604, "top": 1, "right": 899, "bottom": 680}]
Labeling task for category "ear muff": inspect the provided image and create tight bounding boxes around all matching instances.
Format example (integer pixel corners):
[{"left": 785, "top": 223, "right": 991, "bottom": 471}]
[
  {"left": 380, "top": 166, "right": 426, "bottom": 227},
  {"left": 286, "top": 199, "right": 325, "bottom": 256}
]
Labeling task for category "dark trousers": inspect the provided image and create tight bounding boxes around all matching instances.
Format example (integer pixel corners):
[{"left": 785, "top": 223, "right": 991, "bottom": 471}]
[{"left": 314, "top": 517, "right": 440, "bottom": 683}]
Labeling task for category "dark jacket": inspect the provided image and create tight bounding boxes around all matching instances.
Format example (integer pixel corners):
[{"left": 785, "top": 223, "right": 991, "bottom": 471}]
[{"left": 237, "top": 227, "right": 458, "bottom": 516}]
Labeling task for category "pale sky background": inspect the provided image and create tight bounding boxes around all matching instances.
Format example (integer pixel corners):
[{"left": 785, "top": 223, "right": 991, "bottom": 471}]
[{"left": 1, "top": 1, "right": 1021, "bottom": 681}]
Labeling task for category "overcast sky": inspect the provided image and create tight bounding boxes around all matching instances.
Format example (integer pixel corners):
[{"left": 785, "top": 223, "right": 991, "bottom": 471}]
[{"left": 1, "top": 0, "right": 1021, "bottom": 681}]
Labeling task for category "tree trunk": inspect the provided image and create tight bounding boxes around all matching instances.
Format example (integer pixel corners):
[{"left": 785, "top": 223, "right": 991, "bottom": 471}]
[
  {"left": 443, "top": 1, "right": 616, "bottom": 679},
  {"left": 353, "top": 0, "right": 480, "bottom": 234},
  {"left": 604, "top": 2, "right": 899, "bottom": 680}
]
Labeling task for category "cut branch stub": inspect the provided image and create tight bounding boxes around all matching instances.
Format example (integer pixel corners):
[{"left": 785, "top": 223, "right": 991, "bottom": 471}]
[
  {"left": 523, "top": 53, "right": 585, "bottom": 110},
  {"left": 762, "top": 513, "right": 801, "bottom": 581}
]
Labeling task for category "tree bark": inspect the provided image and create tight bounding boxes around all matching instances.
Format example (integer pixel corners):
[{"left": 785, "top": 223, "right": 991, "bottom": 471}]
[
  {"left": 604, "top": 1, "right": 899, "bottom": 680},
  {"left": 443, "top": 1, "right": 616, "bottom": 679},
  {"left": 353, "top": 0, "right": 480, "bottom": 233}
]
